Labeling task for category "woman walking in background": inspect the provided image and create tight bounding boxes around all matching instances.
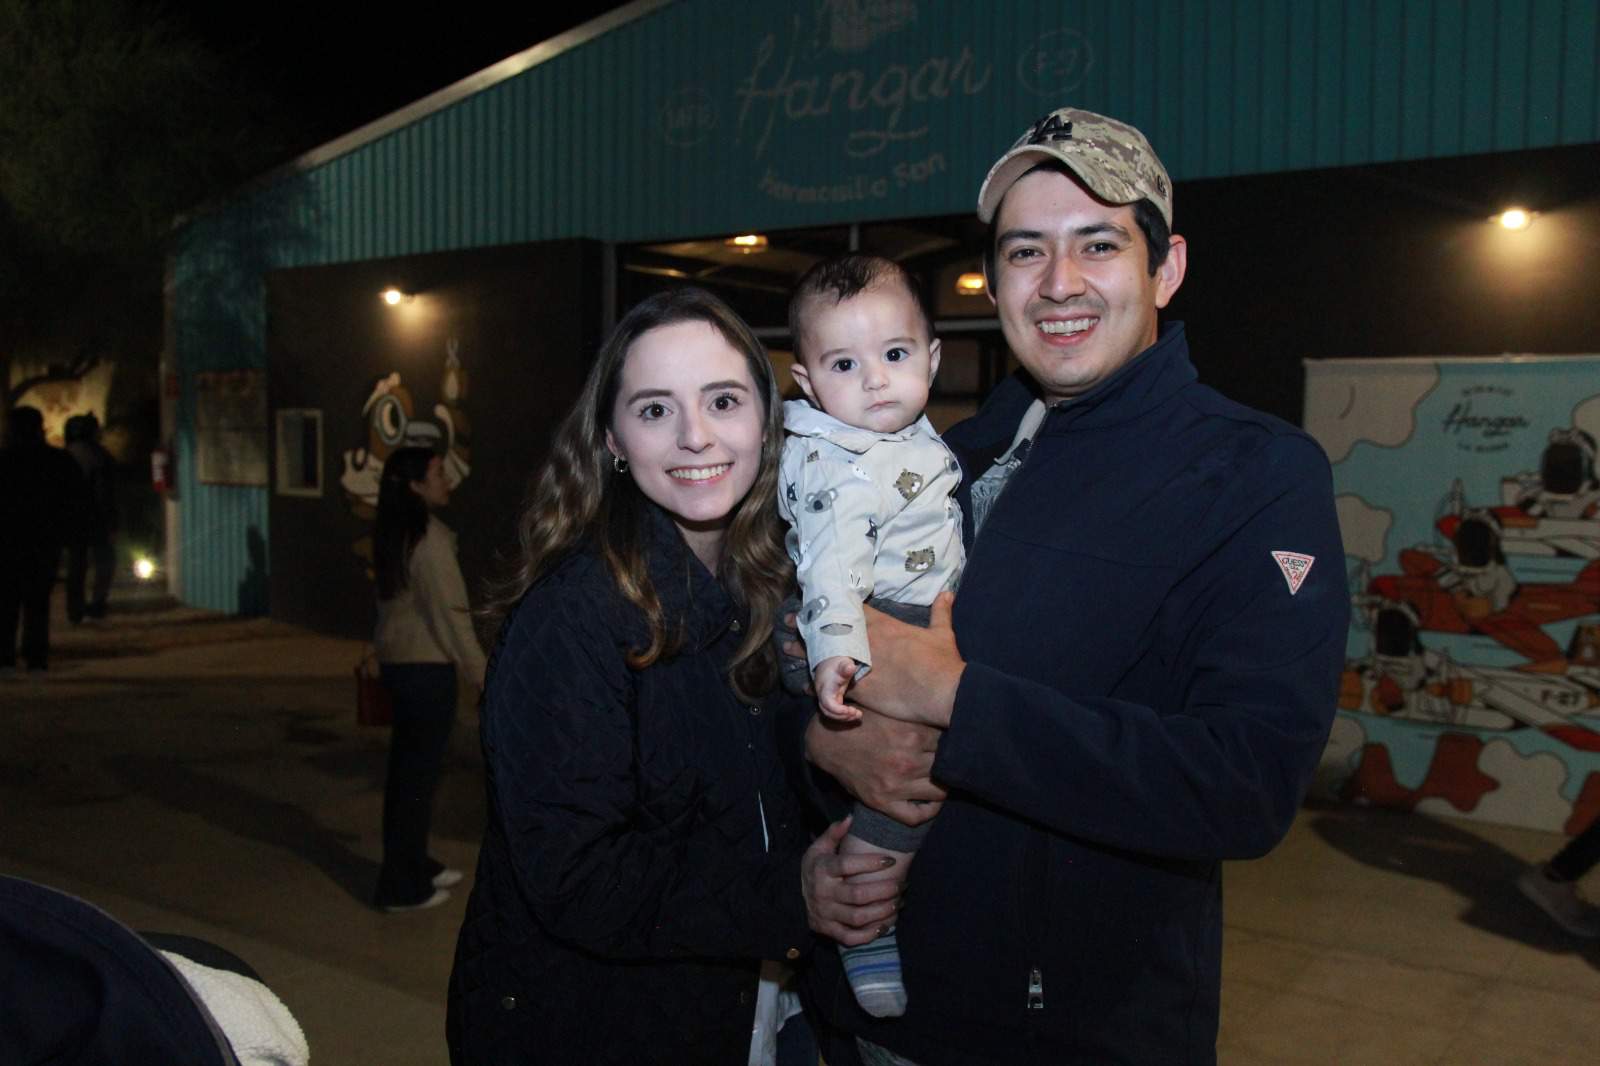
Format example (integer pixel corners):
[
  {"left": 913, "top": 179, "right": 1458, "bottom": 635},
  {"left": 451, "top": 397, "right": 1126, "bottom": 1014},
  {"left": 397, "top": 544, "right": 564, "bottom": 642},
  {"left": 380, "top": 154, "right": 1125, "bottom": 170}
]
[{"left": 372, "top": 445, "right": 486, "bottom": 912}]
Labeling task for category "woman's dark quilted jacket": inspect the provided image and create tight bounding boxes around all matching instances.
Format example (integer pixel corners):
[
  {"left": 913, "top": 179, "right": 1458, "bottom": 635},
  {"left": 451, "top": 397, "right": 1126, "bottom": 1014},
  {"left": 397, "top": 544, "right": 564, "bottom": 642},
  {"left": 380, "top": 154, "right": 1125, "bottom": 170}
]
[{"left": 447, "top": 511, "right": 814, "bottom": 1065}]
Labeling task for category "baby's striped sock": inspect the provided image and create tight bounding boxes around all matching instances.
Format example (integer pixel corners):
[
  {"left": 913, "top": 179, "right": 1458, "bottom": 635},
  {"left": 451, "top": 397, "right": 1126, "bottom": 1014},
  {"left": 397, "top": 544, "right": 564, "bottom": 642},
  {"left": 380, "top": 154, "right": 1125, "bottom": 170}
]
[{"left": 840, "top": 930, "right": 907, "bottom": 1018}]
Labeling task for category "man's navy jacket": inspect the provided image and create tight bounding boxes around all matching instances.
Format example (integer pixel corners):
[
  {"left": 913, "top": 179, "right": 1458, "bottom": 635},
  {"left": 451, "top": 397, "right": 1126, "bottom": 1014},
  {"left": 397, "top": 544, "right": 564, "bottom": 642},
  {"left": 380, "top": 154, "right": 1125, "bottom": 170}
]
[{"left": 803, "top": 323, "right": 1349, "bottom": 1065}]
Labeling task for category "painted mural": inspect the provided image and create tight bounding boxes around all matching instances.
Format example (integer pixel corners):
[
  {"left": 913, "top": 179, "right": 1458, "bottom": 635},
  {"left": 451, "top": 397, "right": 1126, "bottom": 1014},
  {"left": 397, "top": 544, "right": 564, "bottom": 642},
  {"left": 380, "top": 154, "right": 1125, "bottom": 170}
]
[
  {"left": 340, "top": 337, "right": 472, "bottom": 572},
  {"left": 1305, "top": 356, "right": 1600, "bottom": 835}
]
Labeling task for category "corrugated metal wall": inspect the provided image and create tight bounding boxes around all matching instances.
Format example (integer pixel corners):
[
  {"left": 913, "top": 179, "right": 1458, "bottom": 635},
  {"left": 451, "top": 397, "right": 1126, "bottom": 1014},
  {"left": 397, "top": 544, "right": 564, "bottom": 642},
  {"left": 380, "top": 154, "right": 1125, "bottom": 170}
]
[
  {"left": 281, "top": 0, "right": 1600, "bottom": 257},
  {"left": 173, "top": 0, "right": 1600, "bottom": 612},
  {"left": 172, "top": 228, "right": 273, "bottom": 613}
]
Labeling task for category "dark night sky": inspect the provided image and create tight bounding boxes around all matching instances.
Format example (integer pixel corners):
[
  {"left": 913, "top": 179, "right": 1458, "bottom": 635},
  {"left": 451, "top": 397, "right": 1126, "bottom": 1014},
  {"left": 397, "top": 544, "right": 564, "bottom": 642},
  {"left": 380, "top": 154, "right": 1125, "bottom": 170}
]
[{"left": 169, "top": 2, "right": 632, "bottom": 167}]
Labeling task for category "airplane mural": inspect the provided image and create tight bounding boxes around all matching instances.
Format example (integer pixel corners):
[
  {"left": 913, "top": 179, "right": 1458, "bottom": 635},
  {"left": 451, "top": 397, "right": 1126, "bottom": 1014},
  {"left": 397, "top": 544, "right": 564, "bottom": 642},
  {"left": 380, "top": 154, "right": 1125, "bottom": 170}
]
[
  {"left": 1341, "top": 597, "right": 1600, "bottom": 748},
  {"left": 1367, "top": 514, "right": 1600, "bottom": 664},
  {"left": 1306, "top": 356, "right": 1600, "bottom": 834}
]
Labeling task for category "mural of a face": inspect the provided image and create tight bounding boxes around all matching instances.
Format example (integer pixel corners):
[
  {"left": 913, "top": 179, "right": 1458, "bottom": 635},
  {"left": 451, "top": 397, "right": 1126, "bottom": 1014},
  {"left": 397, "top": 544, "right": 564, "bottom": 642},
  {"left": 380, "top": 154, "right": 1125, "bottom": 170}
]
[
  {"left": 342, "top": 339, "right": 472, "bottom": 517},
  {"left": 342, "top": 338, "right": 472, "bottom": 565}
]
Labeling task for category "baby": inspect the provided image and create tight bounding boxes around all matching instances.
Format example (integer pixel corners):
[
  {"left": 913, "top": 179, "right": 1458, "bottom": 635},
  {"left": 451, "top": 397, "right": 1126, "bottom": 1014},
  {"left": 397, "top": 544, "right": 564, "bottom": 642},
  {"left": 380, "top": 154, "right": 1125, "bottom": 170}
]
[{"left": 777, "top": 254, "right": 964, "bottom": 1018}]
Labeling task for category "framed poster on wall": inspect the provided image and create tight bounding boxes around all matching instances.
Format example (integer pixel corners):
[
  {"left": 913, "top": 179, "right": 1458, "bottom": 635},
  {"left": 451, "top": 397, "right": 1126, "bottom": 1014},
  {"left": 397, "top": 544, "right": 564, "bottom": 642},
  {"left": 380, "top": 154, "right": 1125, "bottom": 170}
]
[{"left": 196, "top": 369, "right": 268, "bottom": 487}]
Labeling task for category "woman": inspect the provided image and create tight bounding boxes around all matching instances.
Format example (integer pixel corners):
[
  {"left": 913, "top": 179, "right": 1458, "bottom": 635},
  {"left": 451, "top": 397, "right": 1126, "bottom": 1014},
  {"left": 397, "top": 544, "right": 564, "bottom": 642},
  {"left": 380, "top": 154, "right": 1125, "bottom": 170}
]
[
  {"left": 372, "top": 446, "right": 487, "bottom": 912},
  {"left": 447, "top": 289, "right": 820, "bottom": 1064}
]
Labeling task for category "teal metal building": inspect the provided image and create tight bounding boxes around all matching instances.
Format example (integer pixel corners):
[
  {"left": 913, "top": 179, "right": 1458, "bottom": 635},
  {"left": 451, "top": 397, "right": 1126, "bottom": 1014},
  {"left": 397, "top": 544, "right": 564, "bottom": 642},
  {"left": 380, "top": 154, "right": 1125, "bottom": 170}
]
[{"left": 168, "top": 0, "right": 1600, "bottom": 614}]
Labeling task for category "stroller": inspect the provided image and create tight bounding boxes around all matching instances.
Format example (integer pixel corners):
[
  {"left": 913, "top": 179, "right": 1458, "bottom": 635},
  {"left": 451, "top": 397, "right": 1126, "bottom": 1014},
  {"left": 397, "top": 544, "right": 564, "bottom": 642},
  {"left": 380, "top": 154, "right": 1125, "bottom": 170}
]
[{"left": 0, "top": 875, "right": 307, "bottom": 1065}]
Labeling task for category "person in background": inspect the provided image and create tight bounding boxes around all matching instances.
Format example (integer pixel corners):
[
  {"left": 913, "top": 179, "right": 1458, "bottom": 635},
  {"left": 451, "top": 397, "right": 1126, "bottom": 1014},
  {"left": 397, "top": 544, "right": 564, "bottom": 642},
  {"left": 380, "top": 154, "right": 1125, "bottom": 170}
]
[
  {"left": 447, "top": 288, "right": 824, "bottom": 1066},
  {"left": 1519, "top": 816, "right": 1600, "bottom": 937},
  {"left": 63, "top": 413, "right": 118, "bottom": 624},
  {"left": 1, "top": 406, "right": 85, "bottom": 676},
  {"left": 371, "top": 445, "right": 485, "bottom": 912}
]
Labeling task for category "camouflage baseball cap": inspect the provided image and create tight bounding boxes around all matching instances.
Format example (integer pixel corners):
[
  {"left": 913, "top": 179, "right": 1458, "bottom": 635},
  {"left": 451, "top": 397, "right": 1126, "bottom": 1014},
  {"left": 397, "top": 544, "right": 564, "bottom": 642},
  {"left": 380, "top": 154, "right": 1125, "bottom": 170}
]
[{"left": 977, "top": 108, "right": 1172, "bottom": 226}]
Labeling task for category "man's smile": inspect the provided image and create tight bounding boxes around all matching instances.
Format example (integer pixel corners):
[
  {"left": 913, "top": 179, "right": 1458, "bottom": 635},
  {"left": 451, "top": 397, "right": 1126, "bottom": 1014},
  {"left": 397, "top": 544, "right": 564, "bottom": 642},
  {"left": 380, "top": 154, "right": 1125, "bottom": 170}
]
[{"left": 1037, "top": 317, "right": 1097, "bottom": 337}]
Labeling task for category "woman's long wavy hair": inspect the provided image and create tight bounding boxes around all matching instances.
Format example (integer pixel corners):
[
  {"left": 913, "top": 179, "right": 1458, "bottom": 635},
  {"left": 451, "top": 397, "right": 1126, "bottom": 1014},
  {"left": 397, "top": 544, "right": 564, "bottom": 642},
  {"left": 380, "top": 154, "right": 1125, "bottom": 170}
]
[
  {"left": 374, "top": 446, "right": 438, "bottom": 600},
  {"left": 489, "top": 287, "right": 792, "bottom": 701}
]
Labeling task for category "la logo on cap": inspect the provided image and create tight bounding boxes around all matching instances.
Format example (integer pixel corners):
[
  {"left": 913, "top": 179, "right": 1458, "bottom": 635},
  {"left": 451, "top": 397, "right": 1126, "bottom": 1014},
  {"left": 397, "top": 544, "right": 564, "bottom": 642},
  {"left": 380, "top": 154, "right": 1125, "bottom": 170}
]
[
  {"left": 1271, "top": 551, "right": 1315, "bottom": 595},
  {"left": 1029, "top": 113, "right": 1074, "bottom": 145}
]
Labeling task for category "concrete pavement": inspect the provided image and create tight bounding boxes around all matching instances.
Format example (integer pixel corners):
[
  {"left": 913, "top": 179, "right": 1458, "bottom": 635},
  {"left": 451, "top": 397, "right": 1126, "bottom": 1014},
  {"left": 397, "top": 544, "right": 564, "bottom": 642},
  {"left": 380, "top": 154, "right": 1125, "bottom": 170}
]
[{"left": 2, "top": 586, "right": 1596, "bottom": 1064}]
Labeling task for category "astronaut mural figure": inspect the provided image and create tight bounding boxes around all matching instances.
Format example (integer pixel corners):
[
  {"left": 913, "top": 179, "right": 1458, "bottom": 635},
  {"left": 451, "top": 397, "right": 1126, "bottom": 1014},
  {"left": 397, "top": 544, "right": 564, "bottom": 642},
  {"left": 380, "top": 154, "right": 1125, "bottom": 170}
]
[
  {"left": 1416, "top": 429, "right": 1600, "bottom": 567},
  {"left": 342, "top": 339, "right": 472, "bottom": 572},
  {"left": 1351, "top": 422, "right": 1600, "bottom": 749},
  {"left": 1340, "top": 596, "right": 1600, "bottom": 737},
  {"left": 1512, "top": 428, "right": 1600, "bottom": 521},
  {"left": 1371, "top": 501, "right": 1600, "bottom": 665}
]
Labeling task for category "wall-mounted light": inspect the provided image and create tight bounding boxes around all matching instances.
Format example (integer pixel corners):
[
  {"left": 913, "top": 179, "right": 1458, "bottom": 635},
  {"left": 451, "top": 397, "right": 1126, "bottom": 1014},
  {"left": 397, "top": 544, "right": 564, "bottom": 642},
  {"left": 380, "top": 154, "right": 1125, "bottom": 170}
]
[
  {"left": 133, "top": 556, "right": 157, "bottom": 581},
  {"left": 1493, "top": 207, "right": 1535, "bottom": 231},
  {"left": 381, "top": 287, "right": 408, "bottom": 305},
  {"left": 954, "top": 272, "right": 987, "bottom": 296},
  {"left": 724, "top": 233, "right": 769, "bottom": 253}
]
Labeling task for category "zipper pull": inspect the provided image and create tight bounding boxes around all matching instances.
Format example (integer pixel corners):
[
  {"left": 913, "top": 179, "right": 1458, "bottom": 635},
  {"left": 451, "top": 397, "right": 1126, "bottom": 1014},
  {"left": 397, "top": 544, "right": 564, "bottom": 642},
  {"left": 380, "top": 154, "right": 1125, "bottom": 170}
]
[{"left": 1027, "top": 966, "right": 1044, "bottom": 1010}]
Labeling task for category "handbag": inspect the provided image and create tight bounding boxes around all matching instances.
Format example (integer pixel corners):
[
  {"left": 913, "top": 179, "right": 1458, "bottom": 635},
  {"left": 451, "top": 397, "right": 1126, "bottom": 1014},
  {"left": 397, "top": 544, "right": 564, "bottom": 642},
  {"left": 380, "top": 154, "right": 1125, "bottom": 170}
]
[{"left": 355, "top": 649, "right": 393, "bottom": 727}]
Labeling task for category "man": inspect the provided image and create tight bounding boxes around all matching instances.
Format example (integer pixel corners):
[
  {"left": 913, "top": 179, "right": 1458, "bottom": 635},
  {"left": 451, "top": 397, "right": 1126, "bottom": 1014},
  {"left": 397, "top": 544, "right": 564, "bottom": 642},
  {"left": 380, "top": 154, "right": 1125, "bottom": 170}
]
[
  {"left": 0, "top": 406, "right": 86, "bottom": 674},
  {"left": 795, "top": 108, "right": 1348, "bottom": 1064},
  {"left": 64, "top": 413, "right": 118, "bottom": 624}
]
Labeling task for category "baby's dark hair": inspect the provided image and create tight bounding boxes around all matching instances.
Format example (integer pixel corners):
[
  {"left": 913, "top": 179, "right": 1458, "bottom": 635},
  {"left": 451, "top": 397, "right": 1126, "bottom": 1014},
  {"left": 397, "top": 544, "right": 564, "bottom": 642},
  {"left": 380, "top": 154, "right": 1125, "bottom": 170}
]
[{"left": 788, "top": 253, "right": 933, "bottom": 364}]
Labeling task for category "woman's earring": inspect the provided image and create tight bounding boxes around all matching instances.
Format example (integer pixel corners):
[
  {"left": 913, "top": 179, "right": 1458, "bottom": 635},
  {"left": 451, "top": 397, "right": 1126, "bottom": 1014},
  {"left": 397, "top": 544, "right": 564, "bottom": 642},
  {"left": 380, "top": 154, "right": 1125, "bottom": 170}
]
[{"left": 611, "top": 453, "right": 629, "bottom": 474}]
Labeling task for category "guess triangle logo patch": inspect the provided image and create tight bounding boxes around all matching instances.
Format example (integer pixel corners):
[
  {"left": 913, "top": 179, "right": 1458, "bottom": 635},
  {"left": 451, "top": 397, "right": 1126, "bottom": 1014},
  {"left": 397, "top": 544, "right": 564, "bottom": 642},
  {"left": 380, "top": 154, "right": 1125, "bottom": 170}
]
[{"left": 1271, "top": 551, "right": 1315, "bottom": 596}]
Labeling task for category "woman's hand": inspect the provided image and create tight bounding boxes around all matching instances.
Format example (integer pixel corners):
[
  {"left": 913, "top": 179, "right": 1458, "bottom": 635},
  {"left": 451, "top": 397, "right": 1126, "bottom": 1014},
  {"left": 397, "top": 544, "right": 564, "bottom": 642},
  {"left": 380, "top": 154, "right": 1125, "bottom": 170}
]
[{"left": 801, "top": 817, "right": 901, "bottom": 946}]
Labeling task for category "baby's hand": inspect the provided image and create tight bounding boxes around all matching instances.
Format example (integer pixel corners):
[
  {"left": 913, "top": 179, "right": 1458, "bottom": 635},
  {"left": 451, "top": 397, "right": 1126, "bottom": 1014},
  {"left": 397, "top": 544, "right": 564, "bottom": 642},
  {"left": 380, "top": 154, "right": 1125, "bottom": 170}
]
[{"left": 814, "top": 656, "right": 862, "bottom": 721}]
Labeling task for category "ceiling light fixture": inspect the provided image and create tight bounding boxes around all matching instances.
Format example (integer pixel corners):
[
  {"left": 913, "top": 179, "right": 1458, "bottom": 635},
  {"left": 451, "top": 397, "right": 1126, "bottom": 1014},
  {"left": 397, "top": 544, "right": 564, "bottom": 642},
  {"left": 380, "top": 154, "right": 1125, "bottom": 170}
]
[{"left": 1494, "top": 208, "right": 1535, "bottom": 231}]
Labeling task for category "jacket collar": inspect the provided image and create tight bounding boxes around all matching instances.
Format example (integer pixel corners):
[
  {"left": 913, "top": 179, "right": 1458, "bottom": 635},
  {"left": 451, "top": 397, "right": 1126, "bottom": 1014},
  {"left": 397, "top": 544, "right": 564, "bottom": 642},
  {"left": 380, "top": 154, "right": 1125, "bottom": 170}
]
[
  {"left": 782, "top": 399, "right": 934, "bottom": 454},
  {"left": 945, "top": 321, "right": 1194, "bottom": 464},
  {"left": 1041, "top": 321, "right": 1196, "bottom": 433},
  {"left": 640, "top": 503, "right": 738, "bottom": 648}
]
